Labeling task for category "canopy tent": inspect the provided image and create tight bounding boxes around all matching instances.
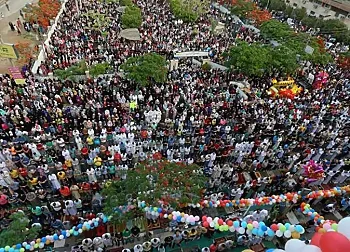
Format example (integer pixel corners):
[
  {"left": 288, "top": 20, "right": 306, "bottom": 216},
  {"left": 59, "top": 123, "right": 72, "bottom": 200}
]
[{"left": 119, "top": 28, "right": 141, "bottom": 41}]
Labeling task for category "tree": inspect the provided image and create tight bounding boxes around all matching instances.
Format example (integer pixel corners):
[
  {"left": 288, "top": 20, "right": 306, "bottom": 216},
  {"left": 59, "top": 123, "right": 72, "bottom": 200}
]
[
  {"left": 338, "top": 51, "right": 350, "bottom": 70},
  {"left": 319, "top": 19, "right": 350, "bottom": 44},
  {"left": 120, "top": 53, "right": 168, "bottom": 86},
  {"left": 90, "top": 63, "right": 110, "bottom": 77},
  {"left": 101, "top": 160, "right": 206, "bottom": 224},
  {"left": 121, "top": 5, "right": 142, "bottom": 28},
  {"left": 230, "top": 0, "right": 255, "bottom": 18},
  {"left": 248, "top": 9, "right": 272, "bottom": 25},
  {"left": 0, "top": 212, "right": 41, "bottom": 247},
  {"left": 268, "top": 45, "right": 299, "bottom": 74},
  {"left": 170, "top": 0, "right": 209, "bottom": 23},
  {"left": 294, "top": 7, "right": 307, "bottom": 21},
  {"left": 268, "top": 0, "right": 286, "bottom": 11},
  {"left": 260, "top": 19, "right": 293, "bottom": 40},
  {"left": 224, "top": 41, "right": 271, "bottom": 76}
]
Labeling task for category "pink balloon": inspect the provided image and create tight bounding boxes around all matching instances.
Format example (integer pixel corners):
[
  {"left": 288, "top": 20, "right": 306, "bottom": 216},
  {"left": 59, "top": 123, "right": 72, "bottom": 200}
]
[
  {"left": 253, "top": 221, "right": 259, "bottom": 228},
  {"left": 323, "top": 223, "right": 331, "bottom": 230}
]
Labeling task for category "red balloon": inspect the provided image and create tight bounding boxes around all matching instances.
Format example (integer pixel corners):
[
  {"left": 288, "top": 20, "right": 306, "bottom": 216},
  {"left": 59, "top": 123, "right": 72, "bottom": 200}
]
[
  {"left": 319, "top": 231, "right": 350, "bottom": 252},
  {"left": 227, "top": 220, "right": 233, "bottom": 227},
  {"left": 202, "top": 216, "right": 207, "bottom": 222},
  {"left": 271, "top": 224, "right": 278, "bottom": 231},
  {"left": 218, "top": 219, "right": 224, "bottom": 225},
  {"left": 311, "top": 232, "right": 323, "bottom": 247},
  {"left": 203, "top": 221, "right": 209, "bottom": 228}
]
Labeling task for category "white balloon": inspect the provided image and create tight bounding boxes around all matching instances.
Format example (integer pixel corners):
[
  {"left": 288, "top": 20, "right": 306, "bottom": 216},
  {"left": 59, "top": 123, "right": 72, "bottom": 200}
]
[
  {"left": 285, "top": 239, "right": 306, "bottom": 252},
  {"left": 238, "top": 227, "right": 245, "bottom": 234},
  {"left": 274, "top": 250, "right": 286, "bottom": 252},
  {"left": 338, "top": 217, "right": 350, "bottom": 239},
  {"left": 209, "top": 222, "right": 215, "bottom": 228},
  {"left": 300, "top": 245, "right": 322, "bottom": 252},
  {"left": 284, "top": 230, "right": 292, "bottom": 238},
  {"left": 276, "top": 230, "right": 283, "bottom": 237},
  {"left": 289, "top": 225, "right": 295, "bottom": 232},
  {"left": 229, "top": 226, "right": 235, "bottom": 232}
]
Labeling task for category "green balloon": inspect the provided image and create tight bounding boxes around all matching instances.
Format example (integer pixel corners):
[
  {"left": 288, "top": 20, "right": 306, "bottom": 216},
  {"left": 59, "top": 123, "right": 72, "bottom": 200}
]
[
  {"left": 20, "top": 249, "right": 25, "bottom": 252},
  {"left": 224, "top": 225, "right": 229, "bottom": 231},
  {"left": 247, "top": 223, "right": 254, "bottom": 230},
  {"left": 69, "top": 229, "right": 74, "bottom": 234},
  {"left": 34, "top": 244, "right": 39, "bottom": 248},
  {"left": 4, "top": 246, "right": 10, "bottom": 251},
  {"left": 214, "top": 224, "right": 220, "bottom": 230},
  {"left": 280, "top": 225, "right": 286, "bottom": 232},
  {"left": 331, "top": 223, "right": 338, "bottom": 231}
]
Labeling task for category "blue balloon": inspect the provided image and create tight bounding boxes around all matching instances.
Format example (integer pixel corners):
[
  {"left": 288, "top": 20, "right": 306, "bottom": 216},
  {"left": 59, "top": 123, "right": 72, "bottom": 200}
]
[
  {"left": 85, "top": 224, "right": 90, "bottom": 230},
  {"left": 0, "top": 249, "right": 4, "bottom": 252},
  {"left": 261, "top": 225, "right": 268, "bottom": 232},
  {"left": 77, "top": 224, "right": 83, "bottom": 229},
  {"left": 41, "top": 237, "right": 47, "bottom": 243},
  {"left": 241, "top": 221, "right": 247, "bottom": 228},
  {"left": 74, "top": 231, "right": 79, "bottom": 236},
  {"left": 190, "top": 222, "right": 195, "bottom": 226},
  {"left": 285, "top": 223, "right": 290, "bottom": 230},
  {"left": 258, "top": 229, "right": 265, "bottom": 237},
  {"left": 53, "top": 234, "right": 59, "bottom": 240},
  {"left": 267, "top": 229, "right": 275, "bottom": 237},
  {"left": 209, "top": 202, "right": 213, "bottom": 207},
  {"left": 259, "top": 222, "right": 265, "bottom": 227},
  {"left": 62, "top": 231, "right": 66, "bottom": 236},
  {"left": 94, "top": 221, "right": 98, "bottom": 227},
  {"left": 252, "top": 228, "right": 258, "bottom": 235},
  {"left": 226, "top": 203, "right": 230, "bottom": 207},
  {"left": 103, "top": 217, "right": 108, "bottom": 223},
  {"left": 157, "top": 208, "right": 162, "bottom": 213},
  {"left": 233, "top": 221, "right": 240, "bottom": 228},
  {"left": 9, "top": 248, "right": 14, "bottom": 252},
  {"left": 295, "top": 225, "right": 303, "bottom": 233},
  {"left": 16, "top": 244, "right": 21, "bottom": 249},
  {"left": 25, "top": 245, "right": 31, "bottom": 250},
  {"left": 266, "top": 249, "right": 275, "bottom": 252}
]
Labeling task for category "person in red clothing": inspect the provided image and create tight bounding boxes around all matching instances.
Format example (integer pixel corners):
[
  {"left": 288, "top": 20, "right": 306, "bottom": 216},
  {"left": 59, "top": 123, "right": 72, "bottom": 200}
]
[
  {"left": 0, "top": 193, "right": 8, "bottom": 208},
  {"left": 59, "top": 186, "right": 71, "bottom": 197},
  {"left": 209, "top": 242, "right": 217, "bottom": 252}
]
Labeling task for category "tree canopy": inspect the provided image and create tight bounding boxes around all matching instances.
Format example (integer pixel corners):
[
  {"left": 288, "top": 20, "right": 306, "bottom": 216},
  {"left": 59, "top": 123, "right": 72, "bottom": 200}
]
[
  {"left": 121, "top": 5, "right": 142, "bottom": 28},
  {"left": 170, "top": 0, "right": 210, "bottom": 22},
  {"left": 102, "top": 160, "right": 206, "bottom": 224},
  {"left": 120, "top": 53, "right": 168, "bottom": 86},
  {"left": 0, "top": 212, "right": 41, "bottom": 247},
  {"left": 260, "top": 19, "right": 293, "bottom": 40}
]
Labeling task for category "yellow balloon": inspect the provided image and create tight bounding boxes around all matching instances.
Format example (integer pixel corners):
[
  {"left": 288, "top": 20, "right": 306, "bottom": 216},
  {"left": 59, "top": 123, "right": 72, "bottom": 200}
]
[
  {"left": 181, "top": 213, "right": 185, "bottom": 217},
  {"left": 292, "top": 232, "right": 300, "bottom": 239},
  {"left": 242, "top": 250, "right": 254, "bottom": 252},
  {"left": 168, "top": 214, "right": 173, "bottom": 220}
]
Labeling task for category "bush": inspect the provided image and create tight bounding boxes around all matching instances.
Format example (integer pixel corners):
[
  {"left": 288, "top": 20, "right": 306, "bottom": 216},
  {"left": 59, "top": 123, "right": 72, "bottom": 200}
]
[
  {"left": 121, "top": 5, "right": 142, "bottom": 28},
  {"left": 120, "top": 0, "right": 133, "bottom": 6},
  {"left": 170, "top": 0, "right": 209, "bottom": 23},
  {"left": 54, "top": 60, "right": 87, "bottom": 80},
  {"left": 90, "top": 63, "right": 110, "bottom": 77}
]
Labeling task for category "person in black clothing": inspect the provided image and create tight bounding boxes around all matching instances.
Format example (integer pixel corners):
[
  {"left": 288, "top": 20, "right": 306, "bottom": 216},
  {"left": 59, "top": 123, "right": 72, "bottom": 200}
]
[{"left": 131, "top": 225, "right": 141, "bottom": 241}]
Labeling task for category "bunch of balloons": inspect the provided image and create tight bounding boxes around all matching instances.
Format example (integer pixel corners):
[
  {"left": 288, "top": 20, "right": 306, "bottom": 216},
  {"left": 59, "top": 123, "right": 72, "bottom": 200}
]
[
  {"left": 162, "top": 211, "right": 200, "bottom": 225},
  {"left": 0, "top": 215, "right": 111, "bottom": 252},
  {"left": 198, "top": 186, "right": 350, "bottom": 210},
  {"left": 266, "top": 217, "right": 350, "bottom": 252},
  {"left": 200, "top": 216, "right": 305, "bottom": 239},
  {"left": 303, "top": 160, "right": 325, "bottom": 183},
  {"left": 201, "top": 216, "right": 233, "bottom": 232}
]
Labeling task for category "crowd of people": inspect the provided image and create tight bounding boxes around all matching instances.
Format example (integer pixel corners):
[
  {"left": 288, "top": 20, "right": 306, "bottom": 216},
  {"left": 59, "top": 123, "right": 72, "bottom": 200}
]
[{"left": 0, "top": 0, "right": 350, "bottom": 251}]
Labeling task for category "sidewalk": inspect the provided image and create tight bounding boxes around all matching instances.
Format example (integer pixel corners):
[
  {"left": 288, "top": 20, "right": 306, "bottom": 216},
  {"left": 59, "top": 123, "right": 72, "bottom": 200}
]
[{"left": 0, "top": 0, "right": 39, "bottom": 73}]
